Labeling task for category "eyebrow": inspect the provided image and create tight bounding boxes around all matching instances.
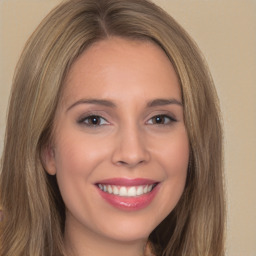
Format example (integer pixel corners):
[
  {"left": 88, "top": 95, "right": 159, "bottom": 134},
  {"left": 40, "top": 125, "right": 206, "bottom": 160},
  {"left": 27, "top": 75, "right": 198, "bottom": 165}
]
[
  {"left": 66, "top": 99, "right": 116, "bottom": 112},
  {"left": 147, "top": 98, "right": 183, "bottom": 107},
  {"left": 66, "top": 97, "right": 183, "bottom": 112}
]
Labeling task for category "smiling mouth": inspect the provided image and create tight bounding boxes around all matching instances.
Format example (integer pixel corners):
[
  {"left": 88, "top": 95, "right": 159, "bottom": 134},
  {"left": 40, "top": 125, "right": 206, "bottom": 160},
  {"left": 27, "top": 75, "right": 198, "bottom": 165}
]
[
  {"left": 96, "top": 183, "right": 158, "bottom": 197},
  {"left": 95, "top": 178, "right": 160, "bottom": 210}
]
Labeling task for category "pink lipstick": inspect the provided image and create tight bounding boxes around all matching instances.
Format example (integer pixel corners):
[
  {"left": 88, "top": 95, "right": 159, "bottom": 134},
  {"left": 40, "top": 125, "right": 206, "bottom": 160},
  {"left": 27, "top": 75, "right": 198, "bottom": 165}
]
[{"left": 95, "top": 178, "right": 159, "bottom": 211}]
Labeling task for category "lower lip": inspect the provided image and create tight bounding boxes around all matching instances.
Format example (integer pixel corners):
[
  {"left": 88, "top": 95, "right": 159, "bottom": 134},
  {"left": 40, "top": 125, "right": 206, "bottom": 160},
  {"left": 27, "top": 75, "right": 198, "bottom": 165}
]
[{"left": 97, "top": 185, "right": 159, "bottom": 211}]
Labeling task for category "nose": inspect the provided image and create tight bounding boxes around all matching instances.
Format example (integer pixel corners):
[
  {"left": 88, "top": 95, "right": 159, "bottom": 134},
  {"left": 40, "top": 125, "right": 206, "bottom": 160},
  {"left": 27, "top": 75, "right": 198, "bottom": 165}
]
[{"left": 111, "top": 125, "right": 150, "bottom": 168}]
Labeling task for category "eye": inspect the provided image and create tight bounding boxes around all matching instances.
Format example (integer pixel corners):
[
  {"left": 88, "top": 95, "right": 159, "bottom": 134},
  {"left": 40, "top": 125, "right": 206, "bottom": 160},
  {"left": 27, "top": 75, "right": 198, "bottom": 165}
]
[
  {"left": 147, "top": 115, "right": 176, "bottom": 125},
  {"left": 78, "top": 115, "right": 109, "bottom": 126}
]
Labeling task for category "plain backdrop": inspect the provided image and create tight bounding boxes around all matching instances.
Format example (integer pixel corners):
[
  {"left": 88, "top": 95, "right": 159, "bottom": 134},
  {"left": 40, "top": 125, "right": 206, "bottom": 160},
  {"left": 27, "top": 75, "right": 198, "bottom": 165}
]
[{"left": 0, "top": 0, "right": 256, "bottom": 255}]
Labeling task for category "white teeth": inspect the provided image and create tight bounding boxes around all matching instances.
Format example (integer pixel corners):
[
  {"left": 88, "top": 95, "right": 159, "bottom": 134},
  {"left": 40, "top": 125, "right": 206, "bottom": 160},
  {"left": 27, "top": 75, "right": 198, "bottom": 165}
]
[
  {"left": 107, "top": 185, "right": 112, "bottom": 194},
  {"left": 97, "top": 184, "right": 155, "bottom": 197},
  {"left": 119, "top": 187, "right": 127, "bottom": 196},
  {"left": 148, "top": 184, "right": 153, "bottom": 192},
  {"left": 127, "top": 186, "right": 136, "bottom": 196},
  {"left": 113, "top": 186, "right": 119, "bottom": 195},
  {"left": 136, "top": 186, "right": 143, "bottom": 196}
]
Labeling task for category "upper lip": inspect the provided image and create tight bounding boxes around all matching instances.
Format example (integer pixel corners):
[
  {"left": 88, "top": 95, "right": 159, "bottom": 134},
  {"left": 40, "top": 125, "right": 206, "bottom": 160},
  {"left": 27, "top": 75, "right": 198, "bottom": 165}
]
[{"left": 95, "top": 178, "right": 158, "bottom": 186}]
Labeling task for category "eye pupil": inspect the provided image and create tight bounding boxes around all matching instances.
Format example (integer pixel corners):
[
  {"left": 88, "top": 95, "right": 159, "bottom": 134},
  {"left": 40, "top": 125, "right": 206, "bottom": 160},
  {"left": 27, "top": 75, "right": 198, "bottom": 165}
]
[
  {"left": 89, "top": 116, "right": 100, "bottom": 125},
  {"left": 155, "top": 116, "right": 164, "bottom": 124}
]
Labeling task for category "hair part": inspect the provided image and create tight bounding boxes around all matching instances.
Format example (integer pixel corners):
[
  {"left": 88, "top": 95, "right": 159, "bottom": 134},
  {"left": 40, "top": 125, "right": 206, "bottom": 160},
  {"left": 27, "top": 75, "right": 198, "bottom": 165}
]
[{"left": 0, "top": 0, "right": 225, "bottom": 255}]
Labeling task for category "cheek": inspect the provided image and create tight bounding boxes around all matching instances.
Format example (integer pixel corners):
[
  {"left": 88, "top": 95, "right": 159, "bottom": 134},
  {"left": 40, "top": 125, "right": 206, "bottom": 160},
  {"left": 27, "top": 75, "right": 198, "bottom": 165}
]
[
  {"left": 155, "top": 130, "right": 189, "bottom": 212},
  {"left": 156, "top": 129, "right": 190, "bottom": 176},
  {"left": 54, "top": 131, "right": 109, "bottom": 173},
  {"left": 52, "top": 135, "right": 107, "bottom": 200},
  {"left": 167, "top": 140, "right": 189, "bottom": 176},
  {"left": 52, "top": 136, "right": 109, "bottom": 220}
]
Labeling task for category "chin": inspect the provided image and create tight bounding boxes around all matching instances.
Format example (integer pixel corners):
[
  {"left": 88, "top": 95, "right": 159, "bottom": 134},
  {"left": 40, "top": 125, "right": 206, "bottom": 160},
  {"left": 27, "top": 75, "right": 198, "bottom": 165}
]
[{"left": 96, "top": 212, "right": 162, "bottom": 243}]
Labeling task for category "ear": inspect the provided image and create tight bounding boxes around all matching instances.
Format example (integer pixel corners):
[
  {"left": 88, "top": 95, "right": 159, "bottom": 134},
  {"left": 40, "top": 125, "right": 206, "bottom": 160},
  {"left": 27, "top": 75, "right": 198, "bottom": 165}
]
[{"left": 41, "top": 145, "right": 57, "bottom": 175}]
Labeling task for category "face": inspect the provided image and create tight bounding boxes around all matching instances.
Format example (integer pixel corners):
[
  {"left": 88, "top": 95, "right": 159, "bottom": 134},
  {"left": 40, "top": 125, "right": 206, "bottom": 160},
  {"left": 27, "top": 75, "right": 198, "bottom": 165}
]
[{"left": 44, "top": 37, "right": 189, "bottom": 244}]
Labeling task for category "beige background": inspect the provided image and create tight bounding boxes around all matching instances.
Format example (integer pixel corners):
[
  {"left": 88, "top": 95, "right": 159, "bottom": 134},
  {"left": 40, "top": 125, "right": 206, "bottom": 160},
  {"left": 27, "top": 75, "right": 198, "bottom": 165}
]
[{"left": 0, "top": 0, "right": 255, "bottom": 255}]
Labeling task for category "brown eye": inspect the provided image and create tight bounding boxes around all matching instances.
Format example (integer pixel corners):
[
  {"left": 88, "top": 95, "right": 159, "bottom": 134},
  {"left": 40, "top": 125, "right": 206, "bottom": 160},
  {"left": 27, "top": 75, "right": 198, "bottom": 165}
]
[
  {"left": 147, "top": 115, "right": 176, "bottom": 125},
  {"left": 153, "top": 116, "right": 165, "bottom": 124},
  {"left": 79, "top": 115, "right": 109, "bottom": 126}
]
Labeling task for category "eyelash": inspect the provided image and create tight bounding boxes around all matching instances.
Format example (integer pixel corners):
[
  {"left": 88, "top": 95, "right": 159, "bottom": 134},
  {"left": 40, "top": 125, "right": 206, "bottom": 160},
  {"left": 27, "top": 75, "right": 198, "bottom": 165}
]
[
  {"left": 78, "top": 115, "right": 109, "bottom": 126},
  {"left": 78, "top": 114, "right": 177, "bottom": 127},
  {"left": 146, "top": 115, "right": 177, "bottom": 125}
]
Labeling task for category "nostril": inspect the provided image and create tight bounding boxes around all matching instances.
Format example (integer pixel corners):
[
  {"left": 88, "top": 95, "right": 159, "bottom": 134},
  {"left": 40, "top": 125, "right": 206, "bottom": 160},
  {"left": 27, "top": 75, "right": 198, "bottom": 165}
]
[
  {"left": 116, "top": 159, "right": 146, "bottom": 168},
  {"left": 111, "top": 135, "right": 150, "bottom": 167},
  {"left": 117, "top": 160, "right": 127, "bottom": 165}
]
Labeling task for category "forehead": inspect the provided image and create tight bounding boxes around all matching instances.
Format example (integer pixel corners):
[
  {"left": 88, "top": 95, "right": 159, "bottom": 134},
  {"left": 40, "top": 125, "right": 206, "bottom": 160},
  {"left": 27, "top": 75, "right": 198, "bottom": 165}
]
[{"left": 62, "top": 37, "right": 181, "bottom": 104}]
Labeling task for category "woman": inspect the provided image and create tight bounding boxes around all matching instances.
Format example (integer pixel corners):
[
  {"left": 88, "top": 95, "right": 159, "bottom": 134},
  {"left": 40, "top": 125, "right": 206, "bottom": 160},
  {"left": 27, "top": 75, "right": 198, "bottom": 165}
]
[{"left": 0, "top": 0, "right": 225, "bottom": 255}]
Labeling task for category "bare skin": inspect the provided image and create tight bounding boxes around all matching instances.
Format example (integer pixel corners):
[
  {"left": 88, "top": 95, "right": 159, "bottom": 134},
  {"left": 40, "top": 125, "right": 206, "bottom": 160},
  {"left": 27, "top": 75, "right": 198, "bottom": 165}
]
[{"left": 44, "top": 37, "right": 189, "bottom": 256}]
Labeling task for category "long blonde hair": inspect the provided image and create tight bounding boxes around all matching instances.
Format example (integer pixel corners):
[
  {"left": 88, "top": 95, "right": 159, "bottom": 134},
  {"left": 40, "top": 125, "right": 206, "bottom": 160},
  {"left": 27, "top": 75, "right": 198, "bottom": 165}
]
[{"left": 0, "top": 0, "right": 225, "bottom": 255}]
